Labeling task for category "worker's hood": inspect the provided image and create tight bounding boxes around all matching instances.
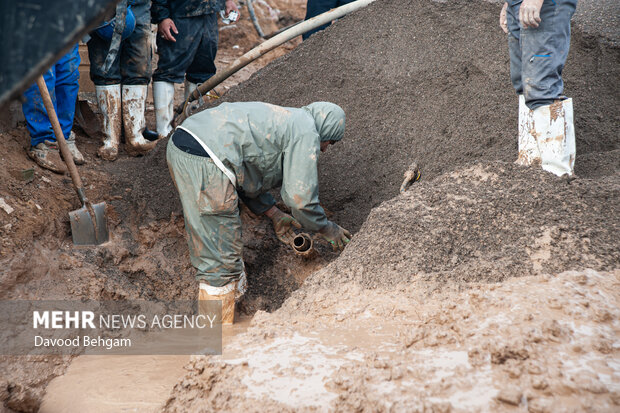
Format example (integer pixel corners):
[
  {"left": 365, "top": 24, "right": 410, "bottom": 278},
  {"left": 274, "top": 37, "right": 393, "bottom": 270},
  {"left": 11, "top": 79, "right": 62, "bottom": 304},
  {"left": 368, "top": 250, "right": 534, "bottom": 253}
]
[{"left": 302, "top": 102, "right": 346, "bottom": 142}]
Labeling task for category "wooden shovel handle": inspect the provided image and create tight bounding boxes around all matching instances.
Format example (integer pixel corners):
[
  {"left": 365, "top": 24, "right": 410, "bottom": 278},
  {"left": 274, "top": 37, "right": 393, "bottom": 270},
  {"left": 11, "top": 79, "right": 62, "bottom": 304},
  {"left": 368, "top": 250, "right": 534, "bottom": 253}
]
[{"left": 35, "top": 76, "right": 86, "bottom": 203}]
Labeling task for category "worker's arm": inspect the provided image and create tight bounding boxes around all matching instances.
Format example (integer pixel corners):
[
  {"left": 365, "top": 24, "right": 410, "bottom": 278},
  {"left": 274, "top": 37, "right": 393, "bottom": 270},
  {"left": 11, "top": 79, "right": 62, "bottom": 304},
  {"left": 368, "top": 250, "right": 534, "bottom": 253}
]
[
  {"left": 500, "top": 2, "right": 508, "bottom": 34},
  {"left": 239, "top": 191, "right": 277, "bottom": 216},
  {"left": 280, "top": 134, "right": 328, "bottom": 232},
  {"left": 225, "top": 0, "right": 240, "bottom": 14}
]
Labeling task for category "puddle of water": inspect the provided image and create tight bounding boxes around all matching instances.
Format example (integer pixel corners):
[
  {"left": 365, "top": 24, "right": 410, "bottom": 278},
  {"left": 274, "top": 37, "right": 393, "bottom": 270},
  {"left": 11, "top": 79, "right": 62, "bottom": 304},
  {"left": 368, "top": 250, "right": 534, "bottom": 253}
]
[{"left": 40, "top": 315, "right": 253, "bottom": 413}]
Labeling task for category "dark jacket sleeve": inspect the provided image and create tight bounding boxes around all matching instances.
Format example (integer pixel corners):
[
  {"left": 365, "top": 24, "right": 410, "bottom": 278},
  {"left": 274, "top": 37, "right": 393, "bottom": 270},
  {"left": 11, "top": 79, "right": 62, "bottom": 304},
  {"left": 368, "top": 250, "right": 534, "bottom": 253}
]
[
  {"left": 239, "top": 192, "right": 277, "bottom": 216},
  {"left": 151, "top": 0, "right": 171, "bottom": 23}
]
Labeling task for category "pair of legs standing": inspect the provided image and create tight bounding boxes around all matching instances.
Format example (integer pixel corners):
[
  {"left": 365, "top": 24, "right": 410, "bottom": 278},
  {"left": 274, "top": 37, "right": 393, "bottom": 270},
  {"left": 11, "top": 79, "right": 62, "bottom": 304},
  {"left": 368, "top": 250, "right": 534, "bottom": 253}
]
[
  {"left": 88, "top": 15, "right": 157, "bottom": 161},
  {"left": 22, "top": 44, "right": 84, "bottom": 173},
  {"left": 506, "top": 0, "right": 577, "bottom": 176}
]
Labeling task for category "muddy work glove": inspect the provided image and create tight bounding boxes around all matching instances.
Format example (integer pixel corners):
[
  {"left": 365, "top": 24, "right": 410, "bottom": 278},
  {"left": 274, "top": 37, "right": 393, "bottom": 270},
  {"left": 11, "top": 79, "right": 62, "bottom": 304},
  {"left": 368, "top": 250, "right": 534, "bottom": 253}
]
[
  {"left": 319, "top": 221, "right": 352, "bottom": 251},
  {"left": 267, "top": 208, "right": 301, "bottom": 245}
]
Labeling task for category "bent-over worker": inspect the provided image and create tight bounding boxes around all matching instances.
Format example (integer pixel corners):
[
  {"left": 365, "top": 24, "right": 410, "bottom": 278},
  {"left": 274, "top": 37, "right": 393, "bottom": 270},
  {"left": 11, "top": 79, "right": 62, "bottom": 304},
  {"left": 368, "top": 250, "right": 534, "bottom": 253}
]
[{"left": 166, "top": 101, "right": 352, "bottom": 324}]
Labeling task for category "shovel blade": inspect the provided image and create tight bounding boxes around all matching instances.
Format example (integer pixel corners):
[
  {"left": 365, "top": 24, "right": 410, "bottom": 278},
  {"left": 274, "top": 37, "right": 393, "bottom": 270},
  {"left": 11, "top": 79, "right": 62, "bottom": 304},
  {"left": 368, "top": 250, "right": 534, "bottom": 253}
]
[{"left": 68, "top": 202, "right": 109, "bottom": 245}]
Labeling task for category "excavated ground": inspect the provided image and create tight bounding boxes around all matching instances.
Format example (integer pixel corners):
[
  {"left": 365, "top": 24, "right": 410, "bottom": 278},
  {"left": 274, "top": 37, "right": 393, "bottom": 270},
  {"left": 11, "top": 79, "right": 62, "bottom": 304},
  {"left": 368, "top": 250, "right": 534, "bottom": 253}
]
[{"left": 0, "top": 0, "right": 619, "bottom": 411}]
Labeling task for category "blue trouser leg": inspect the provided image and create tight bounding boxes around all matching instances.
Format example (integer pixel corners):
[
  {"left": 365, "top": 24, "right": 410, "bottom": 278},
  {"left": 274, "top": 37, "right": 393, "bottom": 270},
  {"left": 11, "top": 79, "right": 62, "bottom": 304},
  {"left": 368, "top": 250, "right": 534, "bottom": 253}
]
[
  {"left": 302, "top": 0, "right": 355, "bottom": 40},
  {"left": 22, "top": 44, "right": 80, "bottom": 146},
  {"left": 54, "top": 44, "right": 81, "bottom": 139},
  {"left": 153, "top": 13, "right": 218, "bottom": 84},
  {"left": 507, "top": 0, "right": 577, "bottom": 110},
  {"left": 22, "top": 69, "right": 57, "bottom": 146}
]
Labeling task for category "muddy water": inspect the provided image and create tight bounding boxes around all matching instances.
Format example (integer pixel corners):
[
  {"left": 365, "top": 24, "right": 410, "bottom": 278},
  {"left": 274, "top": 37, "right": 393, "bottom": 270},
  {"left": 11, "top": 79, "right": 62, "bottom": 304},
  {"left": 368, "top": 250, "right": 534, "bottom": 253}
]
[{"left": 39, "top": 315, "right": 253, "bottom": 413}]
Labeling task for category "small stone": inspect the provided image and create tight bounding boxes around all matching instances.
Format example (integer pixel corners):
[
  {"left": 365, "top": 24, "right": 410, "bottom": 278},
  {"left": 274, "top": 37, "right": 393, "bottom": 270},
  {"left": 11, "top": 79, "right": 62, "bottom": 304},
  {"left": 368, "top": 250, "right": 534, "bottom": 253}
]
[
  {"left": 531, "top": 377, "right": 548, "bottom": 390},
  {"left": 496, "top": 388, "right": 523, "bottom": 406},
  {"left": 528, "top": 397, "right": 552, "bottom": 413},
  {"left": 0, "top": 198, "right": 14, "bottom": 215}
]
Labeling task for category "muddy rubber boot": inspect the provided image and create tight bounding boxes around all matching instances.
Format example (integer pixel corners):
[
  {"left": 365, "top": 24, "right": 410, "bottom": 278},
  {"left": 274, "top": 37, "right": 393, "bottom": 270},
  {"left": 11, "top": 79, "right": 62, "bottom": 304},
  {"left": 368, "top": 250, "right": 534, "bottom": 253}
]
[
  {"left": 66, "top": 131, "right": 85, "bottom": 165},
  {"left": 531, "top": 99, "right": 575, "bottom": 177},
  {"left": 515, "top": 95, "right": 541, "bottom": 167},
  {"left": 153, "top": 81, "right": 175, "bottom": 139},
  {"left": 198, "top": 273, "right": 247, "bottom": 325},
  {"left": 95, "top": 85, "right": 121, "bottom": 161},
  {"left": 122, "top": 85, "right": 157, "bottom": 156},
  {"left": 184, "top": 80, "right": 198, "bottom": 101},
  {"left": 28, "top": 140, "right": 67, "bottom": 174}
]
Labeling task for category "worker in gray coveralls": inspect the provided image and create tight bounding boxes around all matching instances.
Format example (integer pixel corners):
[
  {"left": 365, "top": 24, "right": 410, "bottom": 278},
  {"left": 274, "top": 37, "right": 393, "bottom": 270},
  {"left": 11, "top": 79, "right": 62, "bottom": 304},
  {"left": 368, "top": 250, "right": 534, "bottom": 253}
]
[
  {"left": 166, "top": 101, "right": 352, "bottom": 324},
  {"left": 500, "top": 0, "right": 577, "bottom": 176}
]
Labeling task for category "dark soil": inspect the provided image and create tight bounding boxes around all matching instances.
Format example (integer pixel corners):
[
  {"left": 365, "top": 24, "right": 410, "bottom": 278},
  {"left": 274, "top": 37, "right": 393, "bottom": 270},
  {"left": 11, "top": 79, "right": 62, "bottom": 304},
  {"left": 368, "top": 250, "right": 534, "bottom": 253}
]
[{"left": 304, "top": 161, "right": 619, "bottom": 291}]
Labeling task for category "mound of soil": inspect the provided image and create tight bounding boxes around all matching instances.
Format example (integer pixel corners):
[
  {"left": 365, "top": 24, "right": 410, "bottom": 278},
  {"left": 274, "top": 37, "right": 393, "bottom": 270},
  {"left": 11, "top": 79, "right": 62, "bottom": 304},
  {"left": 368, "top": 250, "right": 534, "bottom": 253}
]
[{"left": 306, "top": 161, "right": 619, "bottom": 290}]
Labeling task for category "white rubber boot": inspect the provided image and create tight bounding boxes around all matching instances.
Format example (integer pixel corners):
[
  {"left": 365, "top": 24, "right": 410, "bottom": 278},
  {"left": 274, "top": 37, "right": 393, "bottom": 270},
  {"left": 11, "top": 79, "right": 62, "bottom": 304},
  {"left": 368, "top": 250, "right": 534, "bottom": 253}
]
[
  {"left": 531, "top": 99, "right": 575, "bottom": 177},
  {"left": 184, "top": 80, "right": 198, "bottom": 102},
  {"left": 122, "top": 85, "right": 157, "bottom": 156},
  {"left": 515, "top": 95, "right": 541, "bottom": 167},
  {"left": 153, "top": 81, "right": 175, "bottom": 139},
  {"left": 95, "top": 85, "right": 121, "bottom": 161},
  {"left": 198, "top": 272, "right": 247, "bottom": 325}
]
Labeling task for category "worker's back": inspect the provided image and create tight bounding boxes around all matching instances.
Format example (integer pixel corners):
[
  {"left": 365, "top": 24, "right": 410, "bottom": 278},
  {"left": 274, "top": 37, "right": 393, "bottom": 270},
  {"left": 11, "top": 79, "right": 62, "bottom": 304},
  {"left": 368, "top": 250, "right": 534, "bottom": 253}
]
[{"left": 179, "top": 101, "right": 320, "bottom": 199}]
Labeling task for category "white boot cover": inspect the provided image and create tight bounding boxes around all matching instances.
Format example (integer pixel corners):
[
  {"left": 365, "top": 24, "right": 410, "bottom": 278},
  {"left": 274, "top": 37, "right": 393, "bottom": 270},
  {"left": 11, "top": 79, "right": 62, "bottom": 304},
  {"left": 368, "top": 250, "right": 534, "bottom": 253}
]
[
  {"left": 184, "top": 80, "right": 198, "bottom": 102},
  {"left": 516, "top": 95, "right": 542, "bottom": 166},
  {"left": 532, "top": 99, "right": 575, "bottom": 177},
  {"left": 95, "top": 85, "right": 122, "bottom": 161},
  {"left": 153, "top": 81, "right": 175, "bottom": 139},
  {"left": 122, "top": 85, "right": 156, "bottom": 155}
]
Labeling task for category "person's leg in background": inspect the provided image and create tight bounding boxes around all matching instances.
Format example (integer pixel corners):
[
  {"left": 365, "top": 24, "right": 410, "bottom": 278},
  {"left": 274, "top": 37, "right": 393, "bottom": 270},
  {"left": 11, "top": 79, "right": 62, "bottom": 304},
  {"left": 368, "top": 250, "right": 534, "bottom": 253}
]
[
  {"left": 152, "top": 16, "right": 203, "bottom": 139},
  {"left": 506, "top": 1, "right": 541, "bottom": 167},
  {"left": 53, "top": 43, "right": 84, "bottom": 164},
  {"left": 184, "top": 12, "right": 219, "bottom": 100},
  {"left": 302, "top": 0, "right": 355, "bottom": 40},
  {"left": 520, "top": 0, "right": 577, "bottom": 176},
  {"left": 88, "top": 32, "right": 123, "bottom": 161},
  {"left": 22, "top": 45, "right": 83, "bottom": 173},
  {"left": 120, "top": 13, "right": 158, "bottom": 155}
]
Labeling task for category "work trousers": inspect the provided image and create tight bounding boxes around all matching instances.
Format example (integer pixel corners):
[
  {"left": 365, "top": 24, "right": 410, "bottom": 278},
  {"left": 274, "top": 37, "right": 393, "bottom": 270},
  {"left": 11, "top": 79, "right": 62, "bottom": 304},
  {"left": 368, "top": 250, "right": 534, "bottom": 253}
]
[
  {"left": 507, "top": 0, "right": 577, "bottom": 110},
  {"left": 153, "top": 13, "right": 219, "bottom": 84},
  {"left": 303, "top": 0, "right": 355, "bottom": 40},
  {"left": 87, "top": 22, "right": 152, "bottom": 86},
  {"left": 166, "top": 138, "right": 243, "bottom": 287},
  {"left": 22, "top": 44, "right": 80, "bottom": 146}
]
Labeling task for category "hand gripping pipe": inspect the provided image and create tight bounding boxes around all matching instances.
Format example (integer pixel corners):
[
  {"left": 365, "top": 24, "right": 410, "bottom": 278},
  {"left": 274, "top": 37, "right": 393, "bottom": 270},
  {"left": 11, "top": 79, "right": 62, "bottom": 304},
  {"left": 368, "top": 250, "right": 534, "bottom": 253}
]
[{"left": 178, "top": 0, "right": 378, "bottom": 118}]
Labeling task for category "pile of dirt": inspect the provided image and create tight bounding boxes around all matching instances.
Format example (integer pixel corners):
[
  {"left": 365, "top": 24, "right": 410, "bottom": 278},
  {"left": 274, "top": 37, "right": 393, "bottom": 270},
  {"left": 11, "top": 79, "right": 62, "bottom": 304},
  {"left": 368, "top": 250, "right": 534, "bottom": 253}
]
[{"left": 304, "top": 161, "right": 619, "bottom": 290}]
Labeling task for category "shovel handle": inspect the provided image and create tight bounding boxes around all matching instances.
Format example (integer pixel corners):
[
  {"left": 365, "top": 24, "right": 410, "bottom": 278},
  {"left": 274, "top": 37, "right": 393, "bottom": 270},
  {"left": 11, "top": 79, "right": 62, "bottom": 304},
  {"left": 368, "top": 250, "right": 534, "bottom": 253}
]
[{"left": 36, "top": 76, "right": 87, "bottom": 204}]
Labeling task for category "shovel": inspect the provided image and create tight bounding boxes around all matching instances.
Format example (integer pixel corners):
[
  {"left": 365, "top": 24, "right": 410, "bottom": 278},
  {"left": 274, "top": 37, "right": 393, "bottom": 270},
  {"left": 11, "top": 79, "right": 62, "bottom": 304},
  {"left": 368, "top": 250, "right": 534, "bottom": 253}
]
[{"left": 36, "top": 76, "right": 109, "bottom": 245}]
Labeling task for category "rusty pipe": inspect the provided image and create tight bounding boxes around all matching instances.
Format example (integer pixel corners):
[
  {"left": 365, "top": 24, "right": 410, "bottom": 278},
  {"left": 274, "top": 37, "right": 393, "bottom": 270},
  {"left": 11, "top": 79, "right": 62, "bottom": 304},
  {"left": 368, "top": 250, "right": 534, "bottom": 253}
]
[{"left": 292, "top": 233, "right": 316, "bottom": 258}]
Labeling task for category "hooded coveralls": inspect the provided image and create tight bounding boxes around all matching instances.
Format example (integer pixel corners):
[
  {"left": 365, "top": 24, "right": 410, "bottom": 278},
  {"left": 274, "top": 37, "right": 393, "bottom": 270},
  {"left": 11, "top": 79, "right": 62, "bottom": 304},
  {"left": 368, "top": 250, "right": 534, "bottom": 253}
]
[
  {"left": 506, "top": 0, "right": 577, "bottom": 110},
  {"left": 166, "top": 102, "right": 345, "bottom": 287}
]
